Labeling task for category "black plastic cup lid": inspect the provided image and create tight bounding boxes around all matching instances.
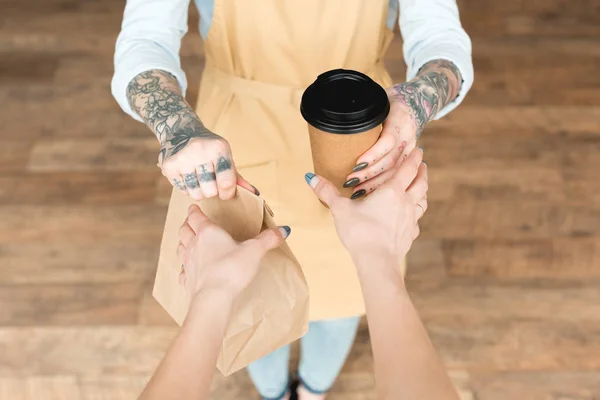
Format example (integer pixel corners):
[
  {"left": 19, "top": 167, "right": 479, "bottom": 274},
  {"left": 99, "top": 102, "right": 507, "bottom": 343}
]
[{"left": 301, "top": 69, "right": 390, "bottom": 134}]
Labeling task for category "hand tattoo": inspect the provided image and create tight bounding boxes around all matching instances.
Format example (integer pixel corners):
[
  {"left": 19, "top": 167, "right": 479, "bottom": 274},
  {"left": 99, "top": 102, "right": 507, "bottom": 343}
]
[
  {"left": 172, "top": 178, "right": 187, "bottom": 191},
  {"left": 126, "top": 70, "right": 220, "bottom": 163},
  {"left": 389, "top": 59, "right": 462, "bottom": 138},
  {"left": 215, "top": 155, "right": 232, "bottom": 173},
  {"left": 197, "top": 164, "right": 217, "bottom": 182},
  {"left": 183, "top": 173, "right": 200, "bottom": 189}
]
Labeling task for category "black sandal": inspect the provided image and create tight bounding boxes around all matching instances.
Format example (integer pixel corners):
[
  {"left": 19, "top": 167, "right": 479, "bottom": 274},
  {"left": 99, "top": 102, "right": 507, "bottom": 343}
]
[{"left": 289, "top": 379, "right": 300, "bottom": 400}]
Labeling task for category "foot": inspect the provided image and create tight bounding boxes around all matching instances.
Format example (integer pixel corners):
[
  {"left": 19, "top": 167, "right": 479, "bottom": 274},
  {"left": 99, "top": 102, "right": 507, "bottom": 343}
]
[{"left": 297, "top": 385, "right": 326, "bottom": 400}]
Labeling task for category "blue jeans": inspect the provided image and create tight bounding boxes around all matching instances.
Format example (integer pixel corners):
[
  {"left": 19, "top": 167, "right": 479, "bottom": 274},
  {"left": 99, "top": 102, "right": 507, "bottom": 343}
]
[{"left": 247, "top": 316, "right": 361, "bottom": 400}]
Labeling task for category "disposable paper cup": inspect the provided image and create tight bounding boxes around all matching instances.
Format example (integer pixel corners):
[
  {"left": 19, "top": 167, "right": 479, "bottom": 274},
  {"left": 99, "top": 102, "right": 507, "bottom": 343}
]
[{"left": 301, "top": 69, "right": 390, "bottom": 199}]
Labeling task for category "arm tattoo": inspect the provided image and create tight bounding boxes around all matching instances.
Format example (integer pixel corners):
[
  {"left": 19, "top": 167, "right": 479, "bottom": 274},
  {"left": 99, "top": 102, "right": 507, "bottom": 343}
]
[
  {"left": 389, "top": 59, "right": 463, "bottom": 138},
  {"left": 126, "top": 70, "right": 220, "bottom": 162}
]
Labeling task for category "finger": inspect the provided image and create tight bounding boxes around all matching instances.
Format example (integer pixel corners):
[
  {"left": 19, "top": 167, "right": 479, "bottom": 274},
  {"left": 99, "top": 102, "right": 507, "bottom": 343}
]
[
  {"left": 177, "top": 242, "right": 186, "bottom": 264},
  {"left": 182, "top": 170, "right": 204, "bottom": 200},
  {"left": 215, "top": 154, "right": 237, "bottom": 200},
  {"left": 415, "top": 198, "right": 428, "bottom": 220},
  {"left": 413, "top": 224, "right": 421, "bottom": 240},
  {"left": 196, "top": 162, "right": 218, "bottom": 199},
  {"left": 344, "top": 145, "right": 402, "bottom": 190},
  {"left": 237, "top": 173, "right": 260, "bottom": 196},
  {"left": 178, "top": 219, "right": 196, "bottom": 248},
  {"left": 170, "top": 175, "right": 189, "bottom": 194},
  {"left": 387, "top": 147, "right": 424, "bottom": 191},
  {"left": 186, "top": 204, "right": 211, "bottom": 234},
  {"left": 352, "top": 130, "right": 396, "bottom": 174},
  {"left": 406, "top": 161, "right": 428, "bottom": 203},
  {"left": 350, "top": 165, "right": 397, "bottom": 199},
  {"left": 305, "top": 173, "right": 344, "bottom": 207},
  {"left": 243, "top": 226, "right": 290, "bottom": 259}
]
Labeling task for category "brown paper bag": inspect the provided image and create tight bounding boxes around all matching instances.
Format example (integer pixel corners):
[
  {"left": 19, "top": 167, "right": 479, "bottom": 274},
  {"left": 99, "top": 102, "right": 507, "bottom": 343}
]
[{"left": 153, "top": 187, "right": 310, "bottom": 376}]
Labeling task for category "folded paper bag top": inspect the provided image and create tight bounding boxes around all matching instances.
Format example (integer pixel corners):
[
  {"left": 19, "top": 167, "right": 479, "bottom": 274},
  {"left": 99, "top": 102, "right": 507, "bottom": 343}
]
[{"left": 153, "top": 187, "right": 310, "bottom": 376}]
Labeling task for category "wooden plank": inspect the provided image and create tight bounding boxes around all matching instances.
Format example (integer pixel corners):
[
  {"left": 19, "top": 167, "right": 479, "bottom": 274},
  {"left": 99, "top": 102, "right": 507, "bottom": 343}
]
[
  {"left": 0, "top": 171, "right": 159, "bottom": 205},
  {"left": 0, "top": 141, "right": 33, "bottom": 172},
  {"left": 0, "top": 241, "right": 158, "bottom": 285},
  {"left": 444, "top": 238, "right": 600, "bottom": 279},
  {"left": 421, "top": 131, "right": 560, "bottom": 170},
  {"left": 0, "top": 52, "right": 59, "bottom": 84},
  {"left": 0, "top": 205, "right": 165, "bottom": 245},
  {"left": 0, "top": 281, "right": 145, "bottom": 326},
  {"left": 410, "top": 278, "right": 600, "bottom": 322},
  {"left": 27, "top": 138, "right": 159, "bottom": 172},
  {"left": 468, "top": 371, "right": 600, "bottom": 400},
  {"left": 456, "top": 0, "right": 600, "bottom": 38},
  {"left": 427, "top": 167, "right": 564, "bottom": 203},
  {"left": 405, "top": 239, "right": 447, "bottom": 281},
  {"left": 0, "top": 242, "right": 158, "bottom": 285},
  {"left": 0, "top": 376, "right": 80, "bottom": 400},
  {"left": 79, "top": 376, "right": 148, "bottom": 400},
  {"left": 563, "top": 167, "right": 600, "bottom": 207},
  {"left": 0, "top": 83, "right": 144, "bottom": 140},
  {"left": 0, "top": 327, "right": 176, "bottom": 375},
  {"left": 421, "top": 199, "right": 600, "bottom": 240},
  {"left": 407, "top": 278, "right": 600, "bottom": 370},
  {"left": 429, "top": 106, "right": 600, "bottom": 136}
]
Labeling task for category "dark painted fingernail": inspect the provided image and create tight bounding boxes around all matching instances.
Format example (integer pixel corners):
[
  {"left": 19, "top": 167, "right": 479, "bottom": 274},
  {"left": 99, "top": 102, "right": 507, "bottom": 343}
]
[
  {"left": 279, "top": 225, "right": 291, "bottom": 238},
  {"left": 343, "top": 177, "right": 360, "bottom": 188},
  {"left": 351, "top": 189, "right": 367, "bottom": 200},
  {"left": 252, "top": 185, "right": 260, "bottom": 196},
  {"left": 305, "top": 172, "right": 315, "bottom": 185},
  {"left": 352, "top": 162, "right": 369, "bottom": 172},
  {"left": 419, "top": 146, "right": 424, "bottom": 152},
  {"left": 422, "top": 160, "right": 427, "bottom": 166}
]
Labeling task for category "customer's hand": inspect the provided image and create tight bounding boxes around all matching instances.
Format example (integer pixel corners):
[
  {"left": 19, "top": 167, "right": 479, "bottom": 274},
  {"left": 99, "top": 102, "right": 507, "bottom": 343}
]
[
  {"left": 177, "top": 204, "right": 290, "bottom": 300},
  {"left": 307, "top": 147, "right": 427, "bottom": 264}
]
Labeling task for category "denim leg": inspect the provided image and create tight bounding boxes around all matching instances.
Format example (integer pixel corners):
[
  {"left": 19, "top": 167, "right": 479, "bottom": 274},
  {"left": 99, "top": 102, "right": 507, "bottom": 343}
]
[
  {"left": 298, "top": 316, "right": 361, "bottom": 394},
  {"left": 247, "top": 344, "right": 291, "bottom": 400}
]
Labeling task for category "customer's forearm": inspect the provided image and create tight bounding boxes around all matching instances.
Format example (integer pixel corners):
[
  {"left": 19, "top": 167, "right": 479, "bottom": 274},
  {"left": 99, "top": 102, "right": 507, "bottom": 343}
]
[
  {"left": 388, "top": 59, "right": 462, "bottom": 137},
  {"left": 126, "top": 69, "right": 219, "bottom": 159},
  {"left": 139, "top": 292, "right": 233, "bottom": 400},
  {"left": 354, "top": 254, "right": 459, "bottom": 400}
]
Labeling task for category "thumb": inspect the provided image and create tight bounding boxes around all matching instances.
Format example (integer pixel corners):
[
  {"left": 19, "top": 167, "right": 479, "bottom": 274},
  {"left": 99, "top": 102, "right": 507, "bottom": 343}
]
[
  {"left": 243, "top": 226, "right": 290, "bottom": 258},
  {"left": 304, "top": 173, "right": 341, "bottom": 207}
]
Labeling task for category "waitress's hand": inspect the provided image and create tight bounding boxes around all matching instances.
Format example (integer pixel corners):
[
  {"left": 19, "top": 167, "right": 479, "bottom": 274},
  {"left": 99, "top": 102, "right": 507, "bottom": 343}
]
[
  {"left": 177, "top": 204, "right": 291, "bottom": 300},
  {"left": 160, "top": 129, "right": 257, "bottom": 201},
  {"left": 126, "top": 69, "right": 257, "bottom": 201},
  {"left": 307, "top": 147, "right": 427, "bottom": 264},
  {"left": 343, "top": 59, "right": 462, "bottom": 200}
]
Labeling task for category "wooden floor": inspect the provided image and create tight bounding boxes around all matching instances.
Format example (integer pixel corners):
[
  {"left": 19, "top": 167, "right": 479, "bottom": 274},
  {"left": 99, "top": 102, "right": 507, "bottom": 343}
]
[{"left": 1, "top": 0, "right": 600, "bottom": 399}]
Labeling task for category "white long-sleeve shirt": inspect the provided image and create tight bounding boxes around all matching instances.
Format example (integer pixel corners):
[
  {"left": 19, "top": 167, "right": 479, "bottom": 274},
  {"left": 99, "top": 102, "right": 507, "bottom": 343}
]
[{"left": 112, "top": 0, "right": 473, "bottom": 123}]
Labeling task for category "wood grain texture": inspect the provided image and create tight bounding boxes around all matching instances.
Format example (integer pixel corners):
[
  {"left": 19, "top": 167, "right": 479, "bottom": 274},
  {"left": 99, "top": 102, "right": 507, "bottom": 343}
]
[
  {"left": 0, "top": 281, "right": 145, "bottom": 326},
  {"left": 0, "top": 327, "right": 176, "bottom": 376},
  {"left": 1, "top": 0, "right": 600, "bottom": 398}
]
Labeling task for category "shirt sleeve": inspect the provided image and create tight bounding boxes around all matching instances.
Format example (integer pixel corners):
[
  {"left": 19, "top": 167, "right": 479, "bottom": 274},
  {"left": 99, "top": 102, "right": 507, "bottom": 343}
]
[
  {"left": 398, "top": 0, "right": 474, "bottom": 119},
  {"left": 111, "top": 0, "right": 191, "bottom": 122}
]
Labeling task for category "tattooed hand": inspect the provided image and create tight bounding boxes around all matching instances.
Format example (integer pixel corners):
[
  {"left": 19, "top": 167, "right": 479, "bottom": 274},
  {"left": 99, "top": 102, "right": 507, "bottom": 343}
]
[
  {"left": 127, "top": 70, "right": 257, "bottom": 200},
  {"left": 343, "top": 59, "right": 462, "bottom": 200}
]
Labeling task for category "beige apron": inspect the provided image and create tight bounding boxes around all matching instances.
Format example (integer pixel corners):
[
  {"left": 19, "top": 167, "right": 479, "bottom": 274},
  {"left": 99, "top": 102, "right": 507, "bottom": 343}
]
[{"left": 167, "top": 0, "right": 403, "bottom": 321}]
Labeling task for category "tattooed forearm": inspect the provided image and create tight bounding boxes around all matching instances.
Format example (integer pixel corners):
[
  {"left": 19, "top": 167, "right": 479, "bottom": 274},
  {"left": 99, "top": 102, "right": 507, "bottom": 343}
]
[
  {"left": 389, "top": 59, "right": 463, "bottom": 137},
  {"left": 126, "top": 70, "right": 219, "bottom": 161}
]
